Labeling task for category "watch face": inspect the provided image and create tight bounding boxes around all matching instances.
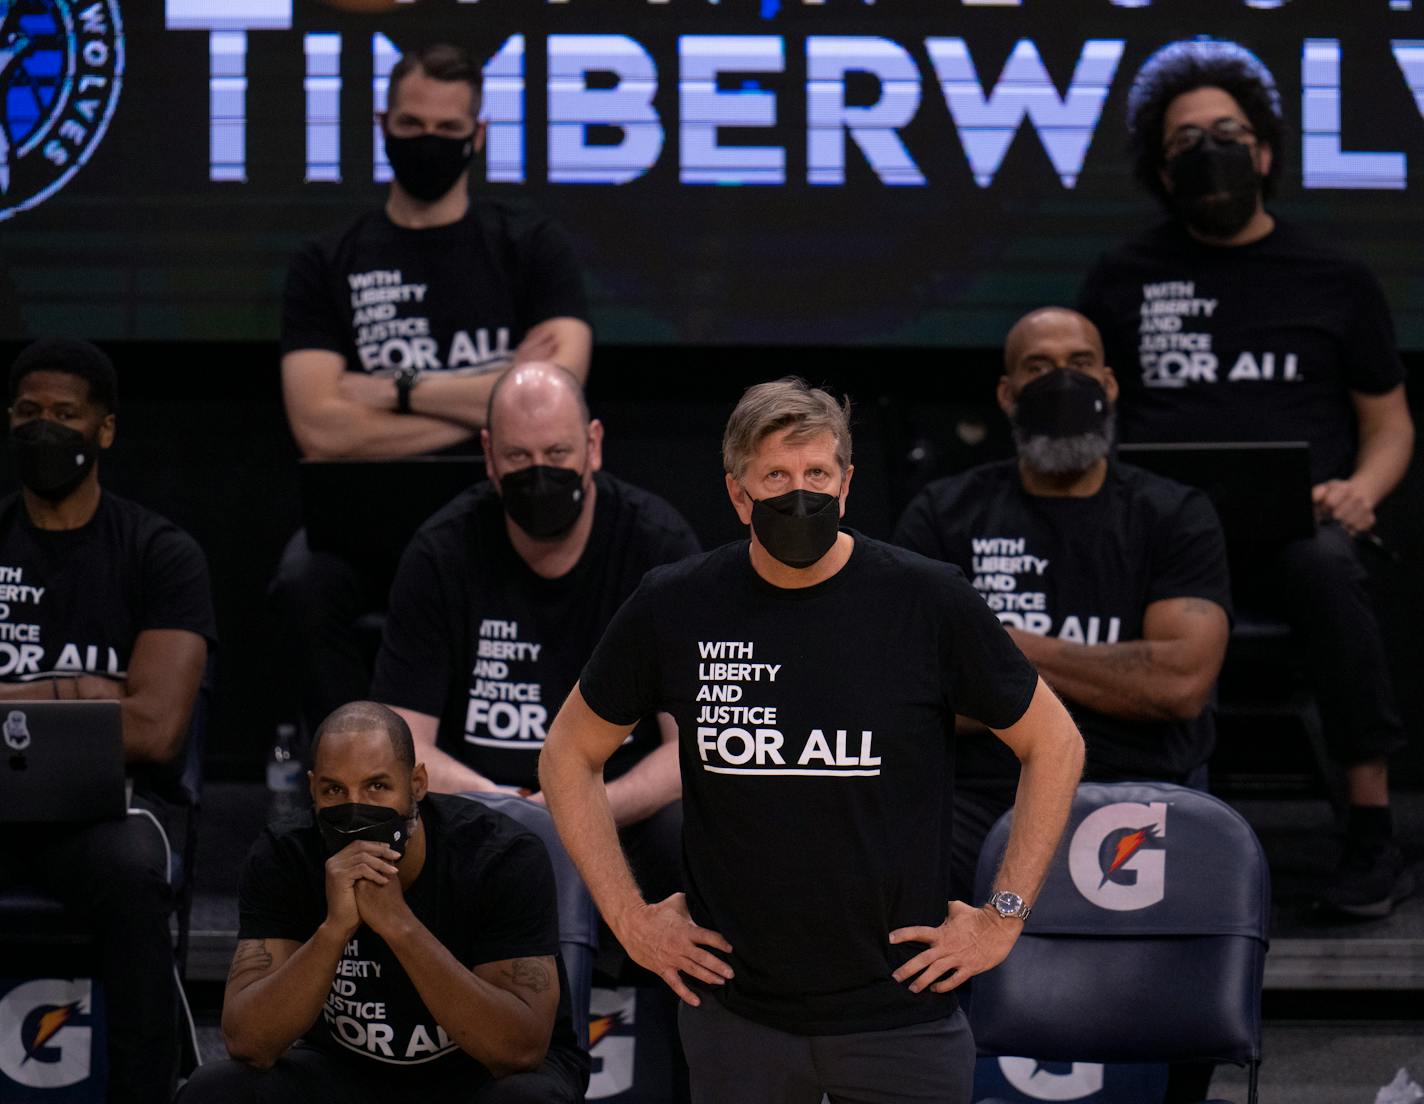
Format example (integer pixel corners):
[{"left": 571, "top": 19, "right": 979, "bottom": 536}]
[{"left": 994, "top": 891, "right": 1025, "bottom": 916}]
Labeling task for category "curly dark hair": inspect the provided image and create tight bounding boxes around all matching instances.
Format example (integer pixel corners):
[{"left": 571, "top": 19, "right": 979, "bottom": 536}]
[{"left": 1126, "top": 39, "right": 1284, "bottom": 204}]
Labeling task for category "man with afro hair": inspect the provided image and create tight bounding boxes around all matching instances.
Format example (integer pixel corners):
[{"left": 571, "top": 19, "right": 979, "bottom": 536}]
[{"left": 1080, "top": 39, "right": 1416, "bottom": 919}]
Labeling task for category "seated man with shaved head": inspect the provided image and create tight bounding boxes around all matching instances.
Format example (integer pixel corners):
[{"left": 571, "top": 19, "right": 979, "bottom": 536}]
[
  {"left": 179, "top": 701, "right": 588, "bottom": 1103},
  {"left": 895, "top": 307, "right": 1232, "bottom": 899},
  {"left": 372, "top": 362, "right": 699, "bottom": 901}
]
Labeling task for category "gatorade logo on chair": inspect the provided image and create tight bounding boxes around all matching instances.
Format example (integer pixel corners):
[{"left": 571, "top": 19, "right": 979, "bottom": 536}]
[
  {"left": 0, "top": 978, "right": 95, "bottom": 1091},
  {"left": 587, "top": 987, "right": 636, "bottom": 1100},
  {"left": 1067, "top": 802, "right": 1168, "bottom": 912}
]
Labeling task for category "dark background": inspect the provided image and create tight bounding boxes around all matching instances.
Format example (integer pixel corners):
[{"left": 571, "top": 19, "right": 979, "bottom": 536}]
[
  {"left": 2, "top": 0, "right": 1423, "bottom": 345},
  {"left": 0, "top": 0, "right": 1420, "bottom": 781}
]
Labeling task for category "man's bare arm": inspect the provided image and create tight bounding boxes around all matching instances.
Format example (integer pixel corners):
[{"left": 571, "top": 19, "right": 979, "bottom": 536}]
[
  {"left": 224, "top": 841, "right": 402, "bottom": 1068},
  {"left": 220, "top": 935, "right": 341, "bottom": 1068},
  {"left": 0, "top": 680, "right": 80, "bottom": 702},
  {"left": 387, "top": 706, "right": 516, "bottom": 796},
  {"left": 1007, "top": 597, "right": 1229, "bottom": 723},
  {"left": 0, "top": 628, "right": 204, "bottom": 764},
  {"left": 890, "top": 678, "right": 1084, "bottom": 993},
  {"left": 990, "top": 677, "right": 1087, "bottom": 904},
  {"left": 516, "top": 317, "right": 592, "bottom": 378},
  {"left": 603, "top": 713, "right": 681, "bottom": 827},
  {"left": 111, "top": 629, "right": 208, "bottom": 764},
  {"left": 1313, "top": 385, "right": 1415, "bottom": 534},
  {"left": 282, "top": 349, "right": 473, "bottom": 459},
  {"left": 349, "top": 856, "right": 559, "bottom": 1075},
  {"left": 405, "top": 318, "right": 593, "bottom": 430},
  {"left": 385, "top": 922, "right": 559, "bottom": 1075},
  {"left": 540, "top": 683, "right": 732, "bottom": 1006}
]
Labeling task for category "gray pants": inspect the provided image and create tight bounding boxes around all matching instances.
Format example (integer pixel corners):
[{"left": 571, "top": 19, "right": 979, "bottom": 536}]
[{"left": 679, "top": 997, "right": 975, "bottom": 1104}]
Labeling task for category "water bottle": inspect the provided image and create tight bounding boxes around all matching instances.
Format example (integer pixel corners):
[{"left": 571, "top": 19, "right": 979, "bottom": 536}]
[{"left": 266, "top": 723, "right": 306, "bottom": 828}]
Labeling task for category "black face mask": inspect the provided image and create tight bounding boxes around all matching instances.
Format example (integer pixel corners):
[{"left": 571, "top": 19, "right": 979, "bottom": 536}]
[
  {"left": 384, "top": 132, "right": 474, "bottom": 202},
  {"left": 499, "top": 464, "right": 586, "bottom": 540},
  {"left": 1167, "top": 136, "right": 1261, "bottom": 240},
  {"left": 1012, "top": 369, "right": 1110, "bottom": 439},
  {"left": 316, "top": 802, "right": 419, "bottom": 858},
  {"left": 10, "top": 420, "right": 98, "bottom": 502},
  {"left": 749, "top": 489, "right": 841, "bottom": 569}
]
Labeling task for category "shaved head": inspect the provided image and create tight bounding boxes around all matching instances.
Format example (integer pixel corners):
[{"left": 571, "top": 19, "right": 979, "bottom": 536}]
[
  {"left": 1003, "top": 308, "right": 1104, "bottom": 373},
  {"left": 311, "top": 701, "right": 415, "bottom": 773},
  {"left": 486, "top": 362, "right": 589, "bottom": 436}
]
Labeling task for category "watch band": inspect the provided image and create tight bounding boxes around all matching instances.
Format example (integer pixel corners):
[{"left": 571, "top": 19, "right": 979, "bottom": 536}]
[{"left": 393, "top": 366, "right": 418, "bottom": 414}]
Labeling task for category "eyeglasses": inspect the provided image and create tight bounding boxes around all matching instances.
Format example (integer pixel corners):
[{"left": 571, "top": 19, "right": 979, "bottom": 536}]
[{"left": 1163, "top": 117, "right": 1256, "bottom": 160}]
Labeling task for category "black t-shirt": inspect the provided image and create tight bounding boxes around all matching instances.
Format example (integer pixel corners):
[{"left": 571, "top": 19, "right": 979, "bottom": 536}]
[
  {"left": 238, "top": 793, "right": 583, "bottom": 1086},
  {"left": 281, "top": 198, "right": 587, "bottom": 375},
  {"left": 578, "top": 534, "right": 1038, "bottom": 1036},
  {"left": 0, "top": 491, "right": 216, "bottom": 787},
  {"left": 895, "top": 461, "right": 1231, "bottom": 782},
  {"left": 372, "top": 473, "right": 700, "bottom": 790},
  {"left": 1078, "top": 220, "right": 1405, "bottom": 484}
]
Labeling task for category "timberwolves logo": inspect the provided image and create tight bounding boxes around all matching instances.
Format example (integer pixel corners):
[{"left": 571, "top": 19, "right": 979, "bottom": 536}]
[
  {"left": 1067, "top": 801, "right": 1168, "bottom": 912},
  {"left": 0, "top": 978, "right": 96, "bottom": 1089},
  {"left": 0, "top": 0, "right": 123, "bottom": 222}
]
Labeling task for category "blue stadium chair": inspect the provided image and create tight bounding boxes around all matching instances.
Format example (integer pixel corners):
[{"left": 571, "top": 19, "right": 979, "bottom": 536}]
[
  {"left": 459, "top": 790, "right": 600, "bottom": 1052},
  {"left": 968, "top": 782, "right": 1268, "bottom": 1104}
]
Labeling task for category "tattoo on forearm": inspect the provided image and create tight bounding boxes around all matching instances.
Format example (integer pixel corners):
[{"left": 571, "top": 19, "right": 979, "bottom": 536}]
[
  {"left": 227, "top": 939, "right": 274, "bottom": 987},
  {"left": 501, "top": 958, "right": 552, "bottom": 994}
]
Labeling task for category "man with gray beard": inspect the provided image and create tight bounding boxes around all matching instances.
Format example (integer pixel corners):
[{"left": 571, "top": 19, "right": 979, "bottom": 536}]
[{"left": 895, "top": 307, "right": 1232, "bottom": 900}]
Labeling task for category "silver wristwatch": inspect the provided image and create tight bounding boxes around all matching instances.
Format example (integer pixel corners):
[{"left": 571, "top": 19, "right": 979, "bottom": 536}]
[{"left": 988, "top": 889, "right": 1032, "bottom": 922}]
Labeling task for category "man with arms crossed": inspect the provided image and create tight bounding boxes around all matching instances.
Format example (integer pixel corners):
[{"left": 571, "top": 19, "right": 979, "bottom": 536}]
[
  {"left": 178, "top": 701, "right": 587, "bottom": 1102},
  {"left": 540, "top": 378, "right": 1085, "bottom": 1103},
  {"left": 895, "top": 307, "right": 1231, "bottom": 901},
  {"left": 273, "top": 42, "right": 592, "bottom": 732}
]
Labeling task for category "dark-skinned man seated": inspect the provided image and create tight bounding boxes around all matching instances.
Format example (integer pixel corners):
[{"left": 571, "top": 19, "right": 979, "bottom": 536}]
[
  {"left": 178, "top": 701, "right": 588, "bottom": 1103},
  {"left": 0, "top": 337, "right": 215, "bottom": 1103}
]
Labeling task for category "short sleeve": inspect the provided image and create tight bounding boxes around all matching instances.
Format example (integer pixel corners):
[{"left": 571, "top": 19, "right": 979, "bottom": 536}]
[
  {"left": 237, "top": 831, "right": 321, "bottom": 943},
  {"left": 893, "top": 487, "right": 948, "bottom": 560},
  {"left": 515, "top": 216, "right": 588, "bottom": 328},
  {"left": 372, "top": 531, "right": 456, "bottom": 717},
  {"left": 1146, "top": 490, "right": 1233, "bottom": 619},
  {"left": 578, "top": 579, "right": 661, "bottom": 727},
  {"left": 468, "top": 834, "right": 561, "bottom": 966},
  {"left": 1342, "top": 267, "right": 1405, "bottom": 396},
  {"left": 938, "top": 570, "right": 1038, "bottom": 730},
  {"left": 280, "top": 238, "right": 346, "bottom": 357},
  {"left": 141, "top": 526, "right": 217, "bottom": 647}
]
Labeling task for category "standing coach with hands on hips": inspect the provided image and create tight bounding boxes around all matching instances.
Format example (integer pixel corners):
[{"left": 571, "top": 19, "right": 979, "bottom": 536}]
[{"left": 539, "top": 378, "right": 1085, "bottom": 1103}]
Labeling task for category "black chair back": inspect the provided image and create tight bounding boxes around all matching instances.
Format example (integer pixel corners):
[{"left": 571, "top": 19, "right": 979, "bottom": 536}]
[{"left": 970, "top": 783, "right": 1268, "bottom": 1077}]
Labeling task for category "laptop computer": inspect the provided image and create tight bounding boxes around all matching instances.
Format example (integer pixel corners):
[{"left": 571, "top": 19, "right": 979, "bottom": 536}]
[
  {"left": 1116, "top": 441, "right": 1316, "bottom": 551},
  {"left": 0, "top": 701, "right": 126, "bottom": 823},
  {"left": 300, "top": 456, "right": 486, "bottom": 576}
]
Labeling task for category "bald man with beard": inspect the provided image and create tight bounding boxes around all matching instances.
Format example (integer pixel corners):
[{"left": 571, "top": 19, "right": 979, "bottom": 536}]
[
  {"left": 372, "top": 362, "right": 699, "bottom": 904},
  {"left": 896, "top": 307, "right": 1233, "bottom": 901}
]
